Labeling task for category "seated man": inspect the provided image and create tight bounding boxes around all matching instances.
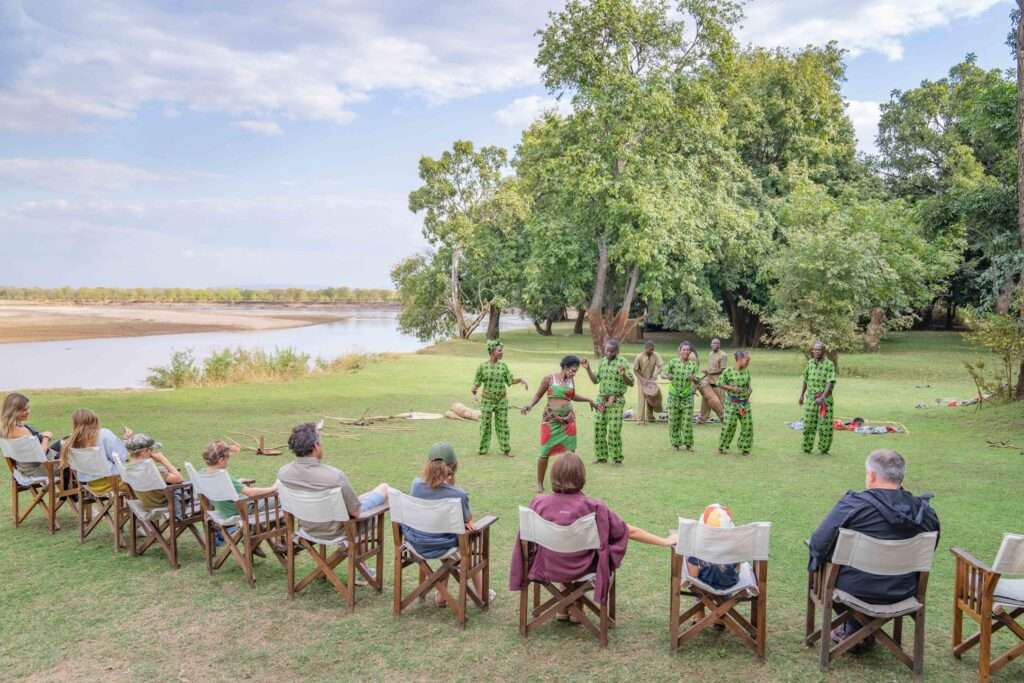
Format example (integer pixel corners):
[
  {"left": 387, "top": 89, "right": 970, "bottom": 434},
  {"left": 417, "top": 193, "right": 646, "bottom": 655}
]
[
  {"left": 276, "top": 422, "right": 389, "bottom": 538},
  {"left": 808, "top": 448, "right": 939, "bottom": 646}
]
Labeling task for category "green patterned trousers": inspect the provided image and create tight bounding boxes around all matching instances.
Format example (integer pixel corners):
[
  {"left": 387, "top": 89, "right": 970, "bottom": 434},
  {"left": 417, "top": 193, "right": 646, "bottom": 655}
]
[
  {"left": 594, "top": 396, "right": 625, "bottom": 463},
  {"left": 719, "top": 402, "right": 753, "bottom": 453},
  {"left": 479, "top": 397, "right": 510, "bottom": 455},
  {"left": 802, "top": 398, "right": 833, "bottom": 454},
  {"left": 668, "top": 394, "right": 694, "bottom": 449}
]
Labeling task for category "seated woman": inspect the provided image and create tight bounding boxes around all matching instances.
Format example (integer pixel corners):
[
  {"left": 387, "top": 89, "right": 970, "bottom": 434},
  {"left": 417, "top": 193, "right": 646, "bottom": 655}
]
[
  {"left": 201, "top": 440, "right": 277, "bottom": 519},
  {"left": 509, "top": 452, "right": 675, "bottom": 619},
  {"left": 1, "top": 392, "right": 63, "bottom": 478},
  {"left": 123, "top": 432, "right": 182, "bottom": 511},
  {"left": 403, "top": 442, "right": 493, "bottom": 607},
  {"left": 59, "top": 409, "right": 127, "bottom": 494}
]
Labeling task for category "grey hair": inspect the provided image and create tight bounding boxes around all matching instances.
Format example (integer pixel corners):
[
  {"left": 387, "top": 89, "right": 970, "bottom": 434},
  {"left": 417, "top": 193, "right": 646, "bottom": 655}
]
[
  {"left": 644, "top": 340, "right": 655, "bottom": 349},
  {"left": 288, "top": 422, "right": 320, "bottom": 457},
  {"left": 865, "top": 449, "right": 905, "bottom": 484}
]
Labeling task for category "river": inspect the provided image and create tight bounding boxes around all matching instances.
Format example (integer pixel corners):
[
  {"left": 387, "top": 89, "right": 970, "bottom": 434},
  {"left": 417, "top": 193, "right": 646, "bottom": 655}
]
[{"left": 0, "top": 308, "right": 522, "bottom": 390}]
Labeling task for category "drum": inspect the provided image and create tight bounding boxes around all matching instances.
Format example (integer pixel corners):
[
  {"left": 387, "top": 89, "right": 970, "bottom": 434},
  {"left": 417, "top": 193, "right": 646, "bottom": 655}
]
[
  {"left": 698, "top": 381, "right": 724, "bottom": 418},
  {"left": 640, "top": 379, "right": 663, "bottom": 413}
]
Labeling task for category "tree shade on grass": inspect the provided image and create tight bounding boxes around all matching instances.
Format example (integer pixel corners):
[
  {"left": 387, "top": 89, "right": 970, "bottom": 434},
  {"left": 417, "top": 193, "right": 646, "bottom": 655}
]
[{"left": 1, "top": 328, "right": 1021, "bottom": 682}]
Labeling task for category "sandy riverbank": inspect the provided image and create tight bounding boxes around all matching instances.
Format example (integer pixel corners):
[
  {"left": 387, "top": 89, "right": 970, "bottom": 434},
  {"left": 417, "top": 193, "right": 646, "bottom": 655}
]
[{"left": 0, "top": 303, "right": 354, "bottom": 344}]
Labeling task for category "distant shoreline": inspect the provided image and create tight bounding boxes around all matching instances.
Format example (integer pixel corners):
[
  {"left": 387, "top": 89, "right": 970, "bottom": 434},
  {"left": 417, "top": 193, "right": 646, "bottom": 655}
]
[{"left": 0, "top": 302, "right": 399, "bottom": 345}]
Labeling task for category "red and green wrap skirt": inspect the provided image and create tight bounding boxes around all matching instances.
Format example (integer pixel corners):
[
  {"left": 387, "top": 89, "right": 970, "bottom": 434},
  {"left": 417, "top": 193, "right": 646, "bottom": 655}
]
[{"left": 540, "top": 404, "right": 576, "bottom": 460}]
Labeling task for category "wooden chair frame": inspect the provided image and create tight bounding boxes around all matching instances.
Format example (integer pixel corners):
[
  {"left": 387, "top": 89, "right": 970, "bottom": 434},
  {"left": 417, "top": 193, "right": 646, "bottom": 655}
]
[
  {"left": 392, "top": 514, "right": 496, "bottom": 628},
  {"left": 284, "top": 504, "right": 387, "bottom": 612},
  {"left": 517, "top": 539, "right": 617, "bottom": 647},
  {"left": 952, "top": 545, "right": 1024, "bottom": 682},
  {"left": 122, "top": 482, "right": 206, "bottom": 569},
  {"left": 5, "top": 456, "right": 77, "bottom": 533},
  {"left": 805, "top": 551, "right": 930, "bottom": 679},
  {"left": 76, "top": 473, "right": 129, "bottom": 551},
  {"left": 670, "top": 554, "right": 768, "bottom": 658},
  {"left": 197, "top": 490, "right": 287, "bottom": 586}
]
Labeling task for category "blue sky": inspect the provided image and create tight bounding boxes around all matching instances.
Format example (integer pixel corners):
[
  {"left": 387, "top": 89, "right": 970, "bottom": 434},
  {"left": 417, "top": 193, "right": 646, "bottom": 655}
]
[{"left": 0, "top": 0, "right": 1015, "bottom": 289}]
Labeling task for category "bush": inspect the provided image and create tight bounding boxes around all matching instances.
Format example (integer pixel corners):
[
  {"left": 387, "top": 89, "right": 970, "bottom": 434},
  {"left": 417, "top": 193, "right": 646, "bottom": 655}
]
[{"left": 146, "top": 350, "right": 201, "bottom": 388}]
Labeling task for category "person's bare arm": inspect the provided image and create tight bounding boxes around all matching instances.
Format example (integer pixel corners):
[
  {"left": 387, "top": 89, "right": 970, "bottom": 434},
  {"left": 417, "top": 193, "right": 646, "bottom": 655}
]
[
  {"left": 151, "top": 452, "right": 182, "bottom": 484},
  {"left": 521, "top": 376, "right": 551, "bottom": 414},
  {"left": 581, "top": 358, "right": 598, "bottom": 384},
  {"left": 627, "top": 524, "right": 677, "bottom": 547}
]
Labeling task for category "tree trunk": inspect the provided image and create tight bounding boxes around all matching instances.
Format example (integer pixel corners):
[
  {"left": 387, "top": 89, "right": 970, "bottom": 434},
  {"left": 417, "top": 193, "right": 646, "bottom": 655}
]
[
  {"left": 1017, "top": 2, "right": 1024, "bottom": 282},
  {"left": 573, "top": 306, "right": 585, "bottom": 335},
  {"left": 544, "top": 317, "right": 553, "bottom": 335},
  {"left": 588, "top": 236, "right": 610, "bottom": 355},
  {"left": 723, "top": 289, "right": 764, "bottom": 347},
  {"left": 450, "top": 248, "right": 469, "bottom": 338},
  {"left": 607, "top": 265, "right": 641, "bottom": 343},
  {"left": 864, "top": 307, "right": 884, "bottom": 353},
  {"left": 1017, "top": 359, "right": 1024, "bottom": 400},
  {"left": 995, "top": 272, "right": 1015, "bottom": 314},
  {"left": 486, "top": 304, "right": 500, "bottom": 340},
  {"left": 944, "top": 300, "right": 955, "bottom": 330},
  {"left": 533, "top": 319, "right": 553, "bottom": 336}
]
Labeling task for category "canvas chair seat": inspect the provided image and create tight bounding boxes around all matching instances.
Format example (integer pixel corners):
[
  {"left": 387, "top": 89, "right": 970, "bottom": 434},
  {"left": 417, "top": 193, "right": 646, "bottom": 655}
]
[
  {"left": 402, "top": 542, "right": 458, "bottom": 562},
  {"left": 681, "top": 560, "right": 758, "bottom": 597},
  {"left": 995, "top": 578, "right": 1024, "bottom": 608},
  {"left": 126, "top": 499, "right": 169, "bottom": 523},
  {"left": 832, "top": 589, "right": 923, "bottom": 618},
  {"left": 207, "top": 507, "right": 265, "bottom": 528},
  {"left": 12, "top": 469, "right": 49, "bottom": 487},
  {"left": 295, "top": 526, "right": 349, "bottom": 547}
]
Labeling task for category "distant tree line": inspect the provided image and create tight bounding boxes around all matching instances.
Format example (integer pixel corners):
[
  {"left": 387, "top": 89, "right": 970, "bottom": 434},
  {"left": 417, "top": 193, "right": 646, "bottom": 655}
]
[{"left": 0, "top": 286, "right": 397, "bottom": 305}]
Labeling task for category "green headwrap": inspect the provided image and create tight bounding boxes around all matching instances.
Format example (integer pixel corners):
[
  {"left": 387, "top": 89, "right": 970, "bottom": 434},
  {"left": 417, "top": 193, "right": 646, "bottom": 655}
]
[{"left": 486, "top": 339, "right": 502, "bottom": 353}]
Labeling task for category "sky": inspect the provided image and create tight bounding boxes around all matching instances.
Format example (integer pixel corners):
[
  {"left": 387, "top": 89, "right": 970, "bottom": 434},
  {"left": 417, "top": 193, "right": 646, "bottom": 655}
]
[{"left": 0, "top": 0, "right": 1016, "bottom": 289}]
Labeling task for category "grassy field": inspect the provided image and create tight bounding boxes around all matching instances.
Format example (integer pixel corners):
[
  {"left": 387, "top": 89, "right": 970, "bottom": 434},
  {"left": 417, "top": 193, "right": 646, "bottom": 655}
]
[{"left": 1, "top": 328, "right": 1021, "bottom": 682}]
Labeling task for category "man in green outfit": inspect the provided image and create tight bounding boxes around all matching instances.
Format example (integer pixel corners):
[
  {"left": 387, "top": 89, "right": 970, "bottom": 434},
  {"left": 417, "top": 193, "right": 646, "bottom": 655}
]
[
  {"left": 471, "top": 339, "right": 528, "bottom": 457},
  {"left": 583, "top": 338, "right": 634, "bottom": 464},
  {"left": 798, "top": 340, "right": 836, "bottom": 455},
  {"left": 662, "top": 341, "right": 700, "bottom": 450},
  {"left": 718, "top": 351, "right": 753, "bottom": 456}
]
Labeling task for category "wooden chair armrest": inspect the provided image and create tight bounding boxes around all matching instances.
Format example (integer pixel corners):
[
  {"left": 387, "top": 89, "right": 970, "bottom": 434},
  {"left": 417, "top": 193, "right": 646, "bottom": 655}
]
[
  {"left": 165, "top": 482, "right": 192, "bottom": 493},
  {"left": 468, "top": 514, "right": 498, "bottom": 534},
  {"left": 951, "top": 546, "right": 994, "bottom": 573},
  {"left": 240, "top": 478, "right": 256, "bottom": 486},
  {"left": 357, "top": 503, "right": 389, "bottom": 521}
]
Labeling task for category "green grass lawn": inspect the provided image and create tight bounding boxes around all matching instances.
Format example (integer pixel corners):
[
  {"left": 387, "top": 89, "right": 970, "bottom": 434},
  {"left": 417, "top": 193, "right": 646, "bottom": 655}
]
[{"left": 1, "top": 328, "right": 1021, "bottom": 682}]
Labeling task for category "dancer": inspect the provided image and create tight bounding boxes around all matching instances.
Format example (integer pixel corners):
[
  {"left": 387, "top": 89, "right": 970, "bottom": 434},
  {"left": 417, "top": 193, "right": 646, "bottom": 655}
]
[
  {"left": 471, "top": 339, "right": 527, "bottom": 457},
  {"left": 696, "top": 338, "right": 727, "bottom": 423},
  {"left": 718, "top": 351, "right": 753, "bottom": 456},
  {"left": 521, "top": 355, "right": 598, "bottom": 492},
  {"left": 583, "top": 338, "right": 633, "bottom": 465},
  {"left": 632, "top": 341, "right": 663, "bottom": 425},
  {"left": 799, "top": 341, "right": 836, "bottom": 455},
  {"left": 662, "top": 342, "right": 700, "bottom": 451}
]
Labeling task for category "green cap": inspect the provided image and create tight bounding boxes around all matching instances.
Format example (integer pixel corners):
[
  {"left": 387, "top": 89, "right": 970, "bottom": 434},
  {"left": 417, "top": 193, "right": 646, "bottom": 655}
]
[{"left": 427, "top": 442, "right": 458, "bottom": 466}]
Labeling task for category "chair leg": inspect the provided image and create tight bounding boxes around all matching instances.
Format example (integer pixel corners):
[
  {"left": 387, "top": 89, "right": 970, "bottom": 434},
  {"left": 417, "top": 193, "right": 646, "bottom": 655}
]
[
  {"left": 979, "top": 612, "right": 992, "bottom": 683},
  {"left": 819, "top": 604, "right": 832, "bottom": 672},
  {"left": 286, "top": 534, "right": 295, "bottom": 600},
  {"left": 393, "top": 551, "right": 403, "bottom": 616},
  {"left": 10, "top": 481, "right": 17, "bottom": 529},
  {"left": 519, "top": 583, "right": 529, "bottom": 637},
  {"left": 599, "top": 597, "right": 609, "bottom": 648},
  {"left": 893, "top": 615, "right": 903, "bottom": 646},
  {"left": 47, "top": 482, "right": 57, "bottom": 534},
  {"left": 913, "top": 609, "right": 926, "bottom": 681},
  {"left": 346, "top": 546, "right": 356, "bottom": 613}
]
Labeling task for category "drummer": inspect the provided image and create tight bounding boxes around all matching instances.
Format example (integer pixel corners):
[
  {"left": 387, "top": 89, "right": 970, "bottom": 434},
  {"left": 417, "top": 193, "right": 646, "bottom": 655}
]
[
  {"left": 632, "top": 340, "right": 663, "bottom": 425},
  {"left": 696, "top": 338, "right": 728, "bottom": 424}
]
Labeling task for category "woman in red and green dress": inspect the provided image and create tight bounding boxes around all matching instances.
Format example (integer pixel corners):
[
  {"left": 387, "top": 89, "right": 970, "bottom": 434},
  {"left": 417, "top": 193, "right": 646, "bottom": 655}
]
[{"left": 521, "top": 355, "right": 598, "bottom": 492}]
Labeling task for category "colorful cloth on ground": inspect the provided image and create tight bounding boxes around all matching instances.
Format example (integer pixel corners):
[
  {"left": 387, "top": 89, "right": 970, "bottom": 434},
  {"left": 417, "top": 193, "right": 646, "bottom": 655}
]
[
  {"left": 633, "top": 351, "right": 663, "bottom": 422},
  {"left": 508, "top": 491, "right": 629, "bottom": 603},
  {"left": 596, "top": 356, "right": 632, "bottom": 397},
  {"left": 719, "top": 367, "right": 753, "bottom": 453},
  {"left": 594, "top": 399, "right": 625, "bottom": 463},
  {"left": 802, "top": 359, "right": 836, "bottom": 454},
  {"left": 474, "top": 360, "right": 513, "bottom": 399},
  {"left": 479, "top": 397, "right": 510, "bottom": 454}
]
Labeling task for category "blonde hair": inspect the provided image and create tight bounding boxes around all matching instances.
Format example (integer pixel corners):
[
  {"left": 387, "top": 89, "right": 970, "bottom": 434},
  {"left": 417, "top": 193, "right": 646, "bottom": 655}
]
[
  {"left": 60, "top": 409, "right": 100, "bottom": 466},
  {"left": 202, "top": 440, "right": 232, "bottom": 466},
  {"left": 1, "top": 392, "right": 30, "bottom": 438},
  {"left": 422, "top": 459, "right": 456, "bottom": 489}
]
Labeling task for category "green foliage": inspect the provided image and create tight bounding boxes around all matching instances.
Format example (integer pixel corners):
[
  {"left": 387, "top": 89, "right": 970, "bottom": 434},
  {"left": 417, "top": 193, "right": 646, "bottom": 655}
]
[
  {"left": 145, "top": 350, "right": 201, "bottom": 388},
  {"left": 145, "top": 347, "right": 380, "bottom": 388},
  {"left": 0, "top": 286, "right": 396, "bottom": 304},
  {"left": 390, "top": 252, "right": 454, "bottom": 341},
  {"left": 962, "top": 307, "right": 1024, "bottom": 400}
]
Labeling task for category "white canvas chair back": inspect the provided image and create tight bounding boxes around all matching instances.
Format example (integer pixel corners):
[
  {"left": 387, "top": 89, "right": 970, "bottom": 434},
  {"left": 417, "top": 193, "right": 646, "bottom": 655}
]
[
  {"left": 518, "top": 506, "right": 600, "bottom": 553},
  {"left": 117, "top": 458, "right": 167, "bottom": 493},
  {"left": 69, "top": 446, "right": 114, "bottom": 480},
  {"left": 389, "top": 487, "right": 463, "bottom": 535},
  {"left": 993, "top": 533, "right": 1024, "bottom": 575},
  {"left": 0, "top": 436, "right": 47, "bottom": 464},
  {"left": 674, "top": 518, "right": 771, "bottom": 564},
  {"left": 279, "top": 482, "right": 350, "bottom": 524},
  {"left": 831, "top": 529, "right": 937, "bottom": 576},
  {"left": 184, "top": 462, "right": 240, "bottom": 503}
]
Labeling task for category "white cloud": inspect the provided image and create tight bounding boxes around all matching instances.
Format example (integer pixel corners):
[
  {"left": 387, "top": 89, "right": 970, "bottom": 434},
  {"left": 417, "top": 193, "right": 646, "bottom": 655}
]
[
  {"left": 846, "top": 99, "right": 883, "bottom": 154},
  {"left": 234, "top": 120, "right": 283, "bottom": 136},
  {"left": 495, "top": 95, "right": 573, "bottom": 128},
  {"left": 0, "top": 158, "right": 175, "bottom": 194},
  {"left": 741, "top": 0, "right": 1004, "bottom": 61}
]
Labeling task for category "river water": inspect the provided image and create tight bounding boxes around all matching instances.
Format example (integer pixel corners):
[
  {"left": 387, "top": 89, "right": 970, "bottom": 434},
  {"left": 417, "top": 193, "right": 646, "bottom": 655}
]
[{"left": 0, "top": 308, "right": 521, "bottom": 390}]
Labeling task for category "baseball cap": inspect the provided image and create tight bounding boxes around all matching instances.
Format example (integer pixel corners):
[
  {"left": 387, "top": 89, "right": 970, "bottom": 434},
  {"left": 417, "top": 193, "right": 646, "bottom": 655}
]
[
  {"left": 427, "top": 442, "right": 458, "bottom": 466},
  {"left": 125, "top": 433, "right": 162, "bottom": 453}
]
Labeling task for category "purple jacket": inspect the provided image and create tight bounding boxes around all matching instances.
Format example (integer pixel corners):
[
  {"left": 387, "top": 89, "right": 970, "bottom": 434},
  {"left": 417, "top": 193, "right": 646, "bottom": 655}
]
[{"left": 508, "top": 491, "right": 629, "bottom": 602}]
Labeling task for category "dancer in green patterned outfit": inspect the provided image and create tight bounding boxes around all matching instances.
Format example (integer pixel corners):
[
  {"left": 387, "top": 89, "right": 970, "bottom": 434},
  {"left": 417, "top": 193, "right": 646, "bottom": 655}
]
[
  {"left": 662, "top": 342, "right": 700, "bottom": 450},
  {"left": 718, "top": 351, "right": 754, "bottom": 456},
  {"left": 471, "top": 340, "right": 527, "bottom": 457},
  {"left": 798, "top": 340, "right": 836, "bottom": 455},
  {"left": 583, "top": 338, "right": 633, "bottom": 464}
]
